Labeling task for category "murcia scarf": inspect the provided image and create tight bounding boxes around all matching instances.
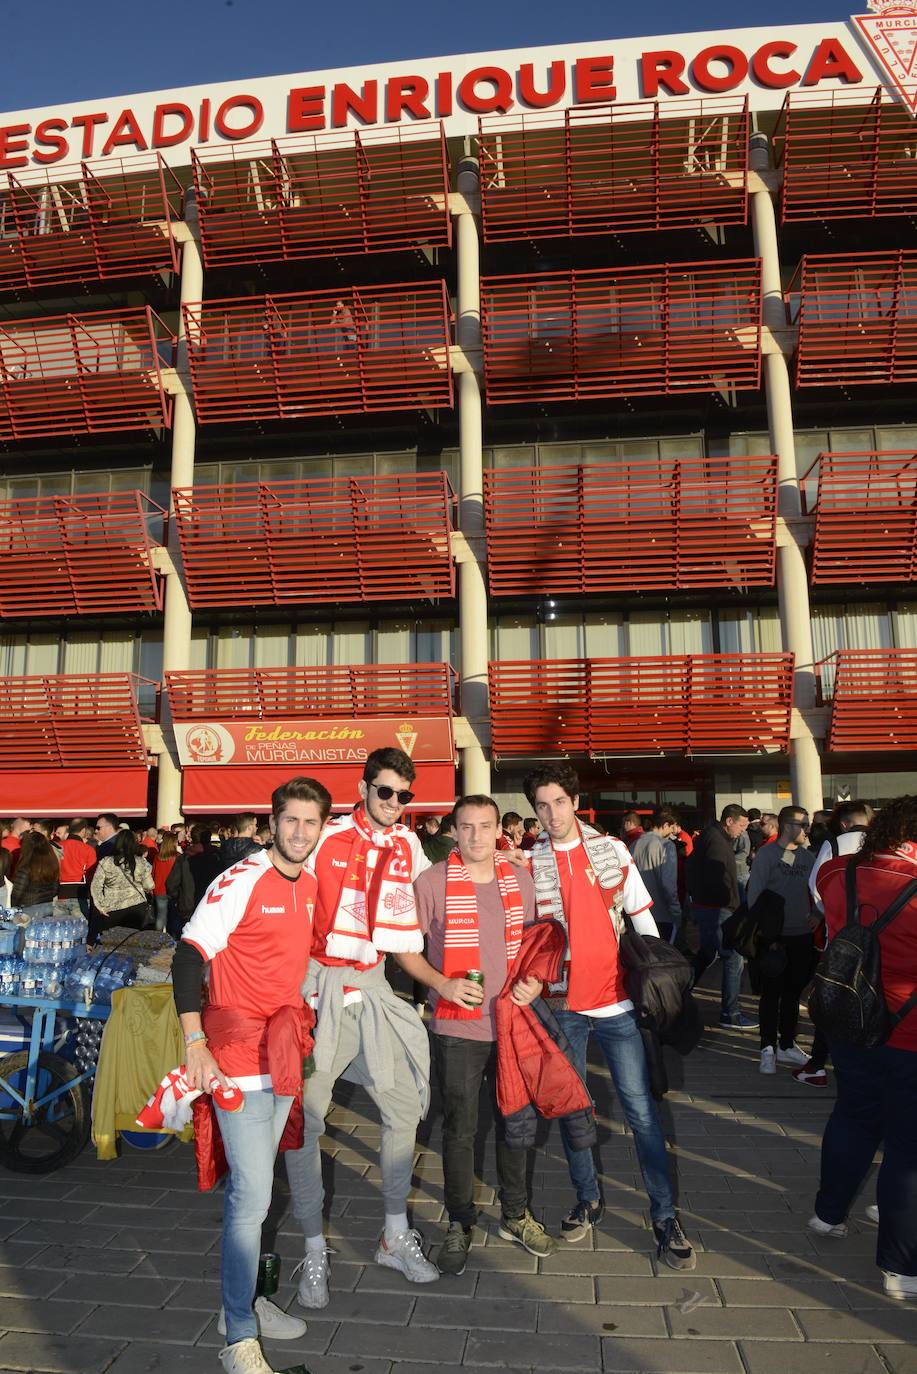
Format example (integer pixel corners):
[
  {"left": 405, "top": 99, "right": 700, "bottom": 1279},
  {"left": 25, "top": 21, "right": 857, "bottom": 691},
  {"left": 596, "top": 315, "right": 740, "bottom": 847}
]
[
  {"left": 321, "top": 805, "right": 422, "bottom": 963},
  {"left": 436, "top": 849, "right": 526, "bottom": 1021},
  {"left": 530, "top": 820, "right": 626, "bottom": 999}
]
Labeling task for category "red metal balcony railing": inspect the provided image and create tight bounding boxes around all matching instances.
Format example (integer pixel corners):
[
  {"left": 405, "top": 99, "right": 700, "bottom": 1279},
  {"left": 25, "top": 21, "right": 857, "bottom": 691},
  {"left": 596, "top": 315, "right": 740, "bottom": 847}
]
[
  {"left": 478, "top": 97, "right": 748, "bottom": 243},
  {"left": 0, "top": 155, "right": 184, "bottom": 293},
  {"left": 172, "top": 474, "right": 455, "bottom": 609},
  {"left": 0, "top": 673, "right": 152, "bottom": 770},
  {"left": 481, "top": 262, "right": 761, "bottom": 404},
  {"left": 0, "top": 491, "right": 166, "bottom": 618},
  {"left": 191, "top": 124, "right": 451, "bottom": 268},
  {"left": 822, "top": 650, "right": 917, "bottom": 751},
  {"left": 802, "top": 450, "right": 917, "bottom": 585},
  {"left": 774, "top": 87, "right": 917, "bottom": 224},
  {"left": 484, "top": 454, "right": 776, "bottom": 596},
  {"left": 166, "top": 664, "right": 456, "bottom": 720},
  {"left": 793, "top": 251, "right": 917, "bottom": 388},
  {"left": 489, "top": 654, "right": 794, "bottom": 758},
  {"left": 184, "top": 283, "right": 452, "bottom": 424},
  {"left": 0, "top": 307, "right": 174, "bottom": 441}
]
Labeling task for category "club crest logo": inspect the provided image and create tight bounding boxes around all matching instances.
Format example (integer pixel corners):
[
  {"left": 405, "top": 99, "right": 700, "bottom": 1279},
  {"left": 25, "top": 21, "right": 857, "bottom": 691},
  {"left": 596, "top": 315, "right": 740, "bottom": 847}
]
[
  {"left": 853, "top": 0, "right": 917, "bottom": 114},
  {"left": 395, "top": 720, "right": 418, "bottom": 756},
  {"left": 183, "top": 723, "right": 235, "bottom": 764}
]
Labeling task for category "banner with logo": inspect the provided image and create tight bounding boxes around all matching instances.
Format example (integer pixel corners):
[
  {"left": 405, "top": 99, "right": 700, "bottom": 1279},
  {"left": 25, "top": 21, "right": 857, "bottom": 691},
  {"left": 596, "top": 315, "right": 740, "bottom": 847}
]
[{"left": 174, "top": 717, "right": 454, "bottom": 768}]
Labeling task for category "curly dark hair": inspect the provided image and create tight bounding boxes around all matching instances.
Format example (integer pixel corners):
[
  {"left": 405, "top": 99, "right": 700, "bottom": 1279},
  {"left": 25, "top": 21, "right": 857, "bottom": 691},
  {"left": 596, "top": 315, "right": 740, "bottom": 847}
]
[
  {"left": 523, "top": 762, "right": 580, "bottom": 808},
  {"left": 857, "top": 795, "right": 917, "bottom": 864}
]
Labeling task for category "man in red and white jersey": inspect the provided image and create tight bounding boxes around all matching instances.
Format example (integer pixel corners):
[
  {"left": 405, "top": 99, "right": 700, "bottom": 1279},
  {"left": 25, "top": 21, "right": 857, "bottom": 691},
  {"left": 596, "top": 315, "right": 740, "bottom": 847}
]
[
  {"left": 284, "top": 747, "right": 441, "bottom": 1305},
  {"left": 172, "top": 775, "right": 331, "bottom": 1374},
  {"left": 524, "top": 762, "right": 696, "bottom": 1272}
]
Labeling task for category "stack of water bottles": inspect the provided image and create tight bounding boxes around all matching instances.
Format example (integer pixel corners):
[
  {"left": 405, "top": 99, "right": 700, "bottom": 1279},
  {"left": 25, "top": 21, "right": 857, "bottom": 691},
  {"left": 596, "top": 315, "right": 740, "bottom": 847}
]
[
  {"left": 20, "top": 915, "right": 89, "bottom": 1000},
  {"left": 63, "top": 950, "right": 136, "bottom": 1007}
]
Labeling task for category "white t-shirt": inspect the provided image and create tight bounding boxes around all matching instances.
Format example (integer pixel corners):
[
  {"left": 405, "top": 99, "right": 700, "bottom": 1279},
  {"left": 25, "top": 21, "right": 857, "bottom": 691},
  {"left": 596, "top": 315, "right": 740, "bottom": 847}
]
[{"left": 809, "top": 830, "right": 866, "bottom": 911}]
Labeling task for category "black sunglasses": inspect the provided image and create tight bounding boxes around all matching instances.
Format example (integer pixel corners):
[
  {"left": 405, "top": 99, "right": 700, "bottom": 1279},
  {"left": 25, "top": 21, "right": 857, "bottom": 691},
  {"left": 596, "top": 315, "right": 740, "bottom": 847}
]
[{"left": 370, "top": 782, "right": 415, "bottom": 805}]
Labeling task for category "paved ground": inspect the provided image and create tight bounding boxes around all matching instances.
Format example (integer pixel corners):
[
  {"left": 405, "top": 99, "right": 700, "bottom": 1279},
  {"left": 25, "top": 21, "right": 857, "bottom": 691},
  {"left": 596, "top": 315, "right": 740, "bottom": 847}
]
[{"left": 0, "top": 985, "right": 914, "bottom": 1374}]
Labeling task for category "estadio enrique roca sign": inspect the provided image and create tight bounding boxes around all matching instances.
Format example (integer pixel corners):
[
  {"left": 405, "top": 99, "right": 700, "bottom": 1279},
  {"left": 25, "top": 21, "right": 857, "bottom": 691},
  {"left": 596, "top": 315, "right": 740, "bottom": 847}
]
[
  {"left": 2, "top": 8, "right": 917, "bottom": 172},
  {"left": 175, "top": 718, "right": 455, "bottom": 768}
]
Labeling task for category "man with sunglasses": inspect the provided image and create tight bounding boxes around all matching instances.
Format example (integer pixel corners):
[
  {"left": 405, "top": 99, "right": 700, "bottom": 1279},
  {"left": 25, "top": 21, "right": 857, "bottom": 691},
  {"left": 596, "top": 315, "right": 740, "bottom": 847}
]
[{"left": 285, "top": 747, "right": 439, "bottom": 1306}]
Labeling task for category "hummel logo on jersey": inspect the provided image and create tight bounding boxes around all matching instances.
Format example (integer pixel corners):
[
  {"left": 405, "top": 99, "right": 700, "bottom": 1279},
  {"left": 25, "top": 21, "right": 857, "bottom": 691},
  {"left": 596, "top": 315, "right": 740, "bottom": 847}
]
[
  {"left": 331, "top": 859, "right": 347, "bottom": 868},
  {"left": 261, "top": 905, "right": 286, "bottom": 915}
]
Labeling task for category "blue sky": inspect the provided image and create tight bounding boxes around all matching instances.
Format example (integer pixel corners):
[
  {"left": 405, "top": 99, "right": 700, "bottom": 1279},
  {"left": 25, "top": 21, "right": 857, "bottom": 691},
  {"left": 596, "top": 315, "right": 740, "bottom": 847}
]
[{"left": 4, "top": 0, "right": 846, "bottom": 110}]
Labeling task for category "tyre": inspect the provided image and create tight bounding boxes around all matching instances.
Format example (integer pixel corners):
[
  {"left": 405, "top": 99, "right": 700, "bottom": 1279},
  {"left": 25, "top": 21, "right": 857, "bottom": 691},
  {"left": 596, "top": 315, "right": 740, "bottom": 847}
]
[{"left": 0, "top": 1050, "right": 91, "bottom": 1174}]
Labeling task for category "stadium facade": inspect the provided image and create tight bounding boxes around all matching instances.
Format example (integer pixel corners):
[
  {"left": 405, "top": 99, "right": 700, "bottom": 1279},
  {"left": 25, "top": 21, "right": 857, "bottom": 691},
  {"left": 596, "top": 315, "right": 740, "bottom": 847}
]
[{"left": 2, "top": 8, "right": 917, "bottom": 827}]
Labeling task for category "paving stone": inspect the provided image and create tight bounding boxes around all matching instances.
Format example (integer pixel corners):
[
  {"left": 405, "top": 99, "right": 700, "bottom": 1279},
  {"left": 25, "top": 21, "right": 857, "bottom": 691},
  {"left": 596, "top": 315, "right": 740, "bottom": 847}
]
[
  {"left": 717, "top": 1278, "right": 850, "bottom": 1308},
  {"left": 104, "top": 1345, "right": 223, "bottom": 1373},
  {"left": 667, "top": 1308, "right": 804, "bottom": 1340},
  {"left": 738, "top": 1343, "right": 890, "bottom": 1374},
  {"left": 135, "top": 1251, "right": 222, "bottom": 1282},
  {"left": 53, "top": 1274, "right": 181, "bottom": 1308},
  {"left": 356, "top": 1263, "right": 476, "bottom": 1297},
  {"left": 0, "top": 1198, "right": 100, "bottom": 1223},
  {"left": 10, "top": 1220, "right": 118, "bottom": 1249},
  {"left": 321, "top": 1290, "right": 415, "bottom": 1324},
  {"left": 330, "top": 1322, "right": 466, "bottom": 1362},
  {"left": 411, "top": 1296, "right": 537, "bottom": 1330},
  {"left": 28, "top": 1246, "right": 145, "bottom": 1275},
  {"left": 465, "top": 1330, "right": 599, "bottom": 1370},
  {"left": 538, "top": 1303, "right": 667, "bottom": 1336},
  {"left": 0, "top": 1296, "right": 97, "bottom": 1334},
  {"left": 196, "top": 1314, "right": 339, "bottom": 1353},
  {"left": 795, "top": 1308, "right": 917, "bottom": 1342},
  {"left": 471, "top": 1272, "right": 595, "bottom": 1303},
  {"left": 878, "top": 1346, "right": 917, "bottom": 1374},
  {"left": 0, "top": 1266, "right": 66, "bottom": 1300},
  {"left": 682, "top": 1253, "right": 773, "bottom": 1278},
  {"left": 595, "top": 1276, "right": 721, "bottom": 1305},
  {"left": 601, "top": 1337, "right": 745, "bottom": 1373},
  {"left": 73, "top": 1304, "right": 212, "bottom": 1343},
  {"left": 0, "top": 1332, "right": 126, "bottom": 1374}
]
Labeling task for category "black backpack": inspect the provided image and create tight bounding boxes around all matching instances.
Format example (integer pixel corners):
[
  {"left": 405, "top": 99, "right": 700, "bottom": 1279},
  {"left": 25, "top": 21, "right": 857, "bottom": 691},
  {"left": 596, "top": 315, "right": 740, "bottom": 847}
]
[{"left": 809, "top": 862, "right": 917, "bottom": 1048}]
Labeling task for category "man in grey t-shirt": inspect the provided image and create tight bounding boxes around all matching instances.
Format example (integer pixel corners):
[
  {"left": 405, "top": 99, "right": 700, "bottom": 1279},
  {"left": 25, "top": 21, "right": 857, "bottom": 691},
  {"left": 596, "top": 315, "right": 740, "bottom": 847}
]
[{"left": 632, "top": 807, "right": 682, "bottom": 941}]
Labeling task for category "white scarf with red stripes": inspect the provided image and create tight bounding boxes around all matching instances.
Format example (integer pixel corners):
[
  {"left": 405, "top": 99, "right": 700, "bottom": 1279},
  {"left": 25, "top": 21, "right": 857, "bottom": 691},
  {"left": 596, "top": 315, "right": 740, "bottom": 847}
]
[
  {"left": 436, "top": 849, "right": 525, "bottom": 1021},
  {"left": 319, "top": 806, "right": 422, "bottom": 963}
]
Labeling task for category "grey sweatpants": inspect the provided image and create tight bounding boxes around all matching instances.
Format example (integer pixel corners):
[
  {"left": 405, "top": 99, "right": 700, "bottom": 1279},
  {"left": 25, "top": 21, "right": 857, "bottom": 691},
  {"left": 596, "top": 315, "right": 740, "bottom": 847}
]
[{"left": 285, "top": 1001, "right": 422, "bottom": 1237}]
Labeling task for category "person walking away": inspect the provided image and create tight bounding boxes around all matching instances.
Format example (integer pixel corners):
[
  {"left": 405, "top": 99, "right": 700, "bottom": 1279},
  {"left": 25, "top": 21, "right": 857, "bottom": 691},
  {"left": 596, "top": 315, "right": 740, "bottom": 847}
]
[
  {"left": 686, "top": 805, "right": 755, "bottom": 1029},
  {"left": 621, "top": 812, "right": 644, "bottom": 851},
  {"left": 10, "top": 831, "right": 60, "bottom": 915},
  {"left": 220, "top": 814, "right": 263, "bottom": 873},
  {"left": 632, "top": 808, "right": 682, "bottom": 942},
  {"left": 90, "top": 831, "right": 154, "bottom": 931},
  {"left": 524, "top": 763, "right": 696, "bottom": 1270},
  {"left": 745, "top": 806, "right": 817, "bottom": 1075},
  {"left": 734, "top": 823, "right": 752, "bottom": 902},
  {"left": 397, "top": 794, "right": 553, "bottom": 1274},
  {"left": 152, "top": 833, "right": 181, "bottom": 932},
  {"left": 807, "top": 795, "right": 917, "bottom": 1300},
  {"left": 188, "top": 826, "right": 224, "bottom": 905},
  {"left": 173, "top": 775, "right": 330, "bottom": 1373},
  {"left": 496, "top": 812, "right": 524, "bottom": 851},
  {"left": 165, "top": 841, "right": 197, "bottom": 938},
  {"left": 520, "top": 818, "right": 540, "bottom": 851},
  {"left": 57, "top": 820, "right": 97, "bottom": 919}
]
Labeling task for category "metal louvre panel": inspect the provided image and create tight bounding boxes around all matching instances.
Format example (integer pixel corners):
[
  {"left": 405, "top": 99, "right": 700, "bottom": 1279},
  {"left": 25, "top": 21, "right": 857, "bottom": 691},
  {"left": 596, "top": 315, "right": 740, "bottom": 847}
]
[
  {"left": 794, "top": 250, "right": 917, "bottom": 388},
  {"left": 775, "top": 86, "right": 917, "bottom": 224},
  {"left": 172, "top": 473, "right": 455, "bottom": 608},
  {"left": 0, "top": 673, "right": 150, "bottom": 769},
  {"left": 480, "top": 261, "right": 762, "bottom": 404},
  {"left": 191, "top": 124, "right": 451, "bottom": 268},
  {"left": 0, "top": 306, "right": 175, "bottom": 440},
  {"left": 0, "top": 155, "right": 183, "bottom": 293},
  {"left": 827, "top": 649, "right": 917, "bottom": 750},
  {"left": 483, "top": 454, "right": 777, "bottom": 595},
  {"left": 488, "top": 654, "right": 794, "bottom": 758},
  {"left": 183, "top": 282, "right": 453, "bottom": 424},
  {"left": 479, "top": 97, "right": 749, "bottom": 243},
  {"left": 0, "top": 490, "right": 166, "bottom": 617},
  {"left": 807, "top": 450, "right": 917, "bottom": 585},
  {"left": 165, "top": 664, "right": 456, "bottom": 720}
]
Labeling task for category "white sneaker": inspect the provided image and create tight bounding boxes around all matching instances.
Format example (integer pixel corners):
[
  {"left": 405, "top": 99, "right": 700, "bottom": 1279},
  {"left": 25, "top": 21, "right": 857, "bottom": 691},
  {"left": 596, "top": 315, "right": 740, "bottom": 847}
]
[
  {"left": 375, "top": 1229, "right": 440, "bottom": 1283},
  {"left": 883, "top": 1271, "right": 917, "bottom": 1300},
  {"left": 292, "top": 1248, "right": 331, "bottom": 1309},
  {"left": 776, "top": 1043, "right": 809, "bottom": 1067},
  {"left": 218, "top": 1297, "right": 307, "bottom": 1340},
  {"left": 218, "top": 1338, "right": 275, "bottom": 1374},
  {"left": 759, "top": 1046, "right": 777, "bottom": 1074},
  {"left": 866, "top": 1204, "right": 880, "bottom": 1223},
  {"left": 808, "top": 1214, "right": 848, "bottom": 1238}
]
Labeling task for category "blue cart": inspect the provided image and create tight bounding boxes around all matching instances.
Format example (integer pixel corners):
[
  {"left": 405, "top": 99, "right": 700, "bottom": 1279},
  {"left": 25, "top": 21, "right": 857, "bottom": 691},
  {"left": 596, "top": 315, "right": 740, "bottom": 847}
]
[{"left": 0, "top": 993, "right": 110, "bottom": 1173}]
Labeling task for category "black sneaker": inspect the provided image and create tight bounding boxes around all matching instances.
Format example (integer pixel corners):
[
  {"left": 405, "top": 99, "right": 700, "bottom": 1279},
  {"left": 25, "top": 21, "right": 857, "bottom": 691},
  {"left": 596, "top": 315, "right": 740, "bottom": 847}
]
[
  {"left": 561, "top": 1199, "right": 604, "bottom": 1243},
  {"left": 437, "top": 1222, "right": 472, "bottom": 1276},
  {"left": 653, "top": 1216, "right": 697, "bottom": 1271}
]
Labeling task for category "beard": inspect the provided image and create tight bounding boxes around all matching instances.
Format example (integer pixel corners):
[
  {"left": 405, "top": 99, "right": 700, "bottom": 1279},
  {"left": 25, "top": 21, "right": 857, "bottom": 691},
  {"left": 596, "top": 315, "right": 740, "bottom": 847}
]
[
  {"left": 364, "top": 795, "right": 404, "bottom": 830},
  {"left": 271, "top": 829, "right": 316, "bottom": 868}
]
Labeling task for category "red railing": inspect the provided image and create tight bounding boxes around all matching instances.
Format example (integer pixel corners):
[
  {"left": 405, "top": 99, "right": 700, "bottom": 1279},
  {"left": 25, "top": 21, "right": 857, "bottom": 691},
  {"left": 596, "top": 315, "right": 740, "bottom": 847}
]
[
  {"left": 166, "top": 664, "right": 456, "bottom": 720},
  {"left": 484, "top": 454, "right": 776, "bottom": 595},
  {"left": 774, "top": 87, "right": 917, "bottom": 224},
  {"left": 822, "top": 649, "right": 917, "bottom": 751},
  {"left": 0, "top": 673, "right": 152, "bottom": 770},
  {"left": 184, "top": 283, "right": 452, "bottom": 424},
  {"left": 488, "top": 654, "right": 794, "bottom": 758},
  {"left": 191, "top": 124, "right": 451, "bottom": 267},
  {"left": 478, "top": 97, "right": 748, "bottom": 243},
  {"left": 481, "top": 262, "right": 761, "bottom": 404},
  {"left": 173, "top": 474, "right": 455, "bottom": 609},
  {"left": 802, "top": 450, "right": 917, "bottom": 585},
  {"left": 0, "top": 491, "right": 166, "bottom": 618},
  {"left": 0, "top": 154, "right": 184, "bottom": 293},
  {"left": 792, "top": 250, "right": 917, "bottom": 388},
  {"left": 0, "top": 307, "right": 174, "bottom": 440}
]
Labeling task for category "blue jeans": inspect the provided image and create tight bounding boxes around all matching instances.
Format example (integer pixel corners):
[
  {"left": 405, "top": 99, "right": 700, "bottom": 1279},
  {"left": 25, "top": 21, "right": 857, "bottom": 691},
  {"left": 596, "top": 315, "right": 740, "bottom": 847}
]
[
  {"left": 815, "top": 1040, "right": 917, "bottom": 1277},
  {"left": 216, "top": 1089, "right": 294, "bottom": 1344},
  {"left": 692, "top": 904, "right": 744, "bottom": 1018},
  {"left": 555, "top": 1008, "right": 675, "bottom": 1224}
]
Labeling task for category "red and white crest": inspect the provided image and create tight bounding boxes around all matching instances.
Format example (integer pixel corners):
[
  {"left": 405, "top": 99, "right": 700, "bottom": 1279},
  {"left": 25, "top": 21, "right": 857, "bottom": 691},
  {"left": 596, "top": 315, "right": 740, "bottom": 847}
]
[{"left": 853, "top": 0, "right": 917, "bottom": 114}]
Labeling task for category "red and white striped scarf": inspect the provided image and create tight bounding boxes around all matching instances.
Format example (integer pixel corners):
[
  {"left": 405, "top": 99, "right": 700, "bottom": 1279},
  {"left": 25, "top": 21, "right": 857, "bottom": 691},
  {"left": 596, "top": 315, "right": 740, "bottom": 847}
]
[
  {"left": 321, "top": 806, "right": 422, "bottom": 963},
  {"left": 437, "top": 849, "right": 525, "bottom": 1022}
]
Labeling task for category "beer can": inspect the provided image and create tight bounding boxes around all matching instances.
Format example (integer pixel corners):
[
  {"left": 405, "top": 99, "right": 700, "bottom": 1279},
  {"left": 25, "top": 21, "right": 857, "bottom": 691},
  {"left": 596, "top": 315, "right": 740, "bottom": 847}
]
[
  {"left": 466, "top": 969, "right": 485, "bottom": 993},
  {"left": 257, "top": 1252, "right": 281, "bottom": 1298}
]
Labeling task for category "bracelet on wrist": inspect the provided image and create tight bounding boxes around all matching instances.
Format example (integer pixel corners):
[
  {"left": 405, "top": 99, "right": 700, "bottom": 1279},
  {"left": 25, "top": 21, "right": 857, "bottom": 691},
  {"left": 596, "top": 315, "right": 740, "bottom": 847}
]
[{"left": 184, "top": 1030, "right": 207, "bottom": 1047}]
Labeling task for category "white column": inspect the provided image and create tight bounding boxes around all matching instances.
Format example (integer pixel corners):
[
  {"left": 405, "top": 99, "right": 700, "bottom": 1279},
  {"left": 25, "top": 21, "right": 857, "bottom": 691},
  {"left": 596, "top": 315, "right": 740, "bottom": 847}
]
[
  {"left": 156, "top": 194, "right": 203, "bottom": 826},
  {"left": 749, "top": 136, "right": 823, "bottom": 816},
  {"left": 454, "top": 157, "right": 490, "bottom": 796}
]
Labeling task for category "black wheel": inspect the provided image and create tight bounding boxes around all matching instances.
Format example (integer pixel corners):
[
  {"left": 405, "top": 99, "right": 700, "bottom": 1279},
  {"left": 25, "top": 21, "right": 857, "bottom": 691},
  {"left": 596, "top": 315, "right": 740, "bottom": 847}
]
[{"left": 0, "top": 1051, "right": 91, "bottom": 1174}]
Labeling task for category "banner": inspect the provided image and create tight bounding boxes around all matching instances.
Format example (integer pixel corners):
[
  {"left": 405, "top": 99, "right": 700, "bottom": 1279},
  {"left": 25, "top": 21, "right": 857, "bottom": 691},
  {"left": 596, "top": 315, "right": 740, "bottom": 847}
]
[{"left": 174, "top": 717, "right": 454, "bottom": 768}]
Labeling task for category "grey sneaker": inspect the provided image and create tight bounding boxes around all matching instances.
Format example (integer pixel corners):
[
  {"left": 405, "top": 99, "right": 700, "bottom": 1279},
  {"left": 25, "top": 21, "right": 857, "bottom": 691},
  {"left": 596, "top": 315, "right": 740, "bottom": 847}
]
[
  {"left": 497, "top": 1209, "right": 557, "bottom": 1257},
  {"left": 437, "top": 1222, "right": 472, "bottom": 1276},
  {"left": 218, "top": 1339, "right": 275, "bottom": 1374},
  {"left": 653, "top": 1216, "right": 696, "bottom": 1271},
  {"left": 292, "top": 1248, "right": 331, "bottom": 1309},
  {"left": 375, "top": 1228, "right": 439, "bottom": 1283},
  {"left": 561, "top": 1199, "right": 604, "bottom": 1243}
]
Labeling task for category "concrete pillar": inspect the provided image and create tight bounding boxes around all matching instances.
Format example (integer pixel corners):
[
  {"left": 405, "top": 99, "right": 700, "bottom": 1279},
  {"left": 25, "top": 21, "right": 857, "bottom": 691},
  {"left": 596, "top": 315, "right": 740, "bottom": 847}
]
[
  {"left": 156, "top": 194, "right": 203, "bottom": 827},
  {"left": 749, "top": 136, "right": 824, "bottom": 816},
  {"left": 454, "top": 156, "right": 490, "bottom": 795}
]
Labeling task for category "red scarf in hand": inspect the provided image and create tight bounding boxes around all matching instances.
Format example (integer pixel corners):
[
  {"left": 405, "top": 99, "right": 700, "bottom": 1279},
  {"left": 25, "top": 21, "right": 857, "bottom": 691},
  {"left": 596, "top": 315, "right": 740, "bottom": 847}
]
[
  {"left": 436, "top": 849, "right": 525, "bottom": 1022},
  {"left": 319, "top": 805, "right": 422, "bottom": 962}
]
